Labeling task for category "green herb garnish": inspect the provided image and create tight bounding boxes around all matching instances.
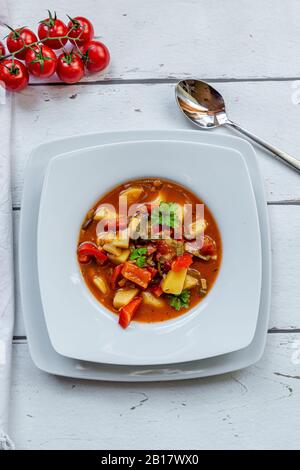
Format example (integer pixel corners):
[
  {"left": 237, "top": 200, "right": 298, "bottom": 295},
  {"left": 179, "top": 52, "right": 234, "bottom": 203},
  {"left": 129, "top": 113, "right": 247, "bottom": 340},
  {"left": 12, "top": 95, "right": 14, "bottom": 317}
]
[
  {"left": 151, "top": 202, "right": 180, "bottom": 229},
  {"left": 130, "top": 247, "right": 147, "bottom": 267},
  {"left": 136, "top": 256, "right": 146, "bottom": 267},
  {"left": 168, "top": 289, "right": 191, "bottom": 311}
]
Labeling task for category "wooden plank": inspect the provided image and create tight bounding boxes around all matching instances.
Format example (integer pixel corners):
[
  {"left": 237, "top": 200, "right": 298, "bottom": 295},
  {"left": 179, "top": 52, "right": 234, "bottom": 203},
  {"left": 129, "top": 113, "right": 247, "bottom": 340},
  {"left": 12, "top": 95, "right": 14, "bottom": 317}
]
[
  {"left": 11, "top": 81, "right": 300, "bottom": 207},
  {"left": 8, "top": 0, "right": 300, "bottom": 453},
  {"left": 8, "top": 0, "right": 300, "bottom": 81},
  {"left": 9, "top": 335, "right": 300, "bottom": 450},
  {"left": 13, "top": 205, "right": 300, "bottom": 337},
  {"left": 270, "top": 205, "right": 300, "bottom": 330}
]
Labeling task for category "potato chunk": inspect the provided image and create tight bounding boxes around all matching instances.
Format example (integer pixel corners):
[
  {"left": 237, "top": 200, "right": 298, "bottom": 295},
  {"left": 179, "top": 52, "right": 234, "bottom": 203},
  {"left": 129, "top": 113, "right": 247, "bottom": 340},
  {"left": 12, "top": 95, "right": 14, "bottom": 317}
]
[
  {"left": 94, "top": 206, "right": 116, "bottom": 222},
  {"left": 111, "top": 229, "right": 130, "bottom": 249},
  {"left": 102, "top": 243, "right": 122, "bottom": 257},
  {"left": 161, "top": 269, "right": 187, "bottom": 295},
  {"left": 93, "top": 276, "right": 108, "bottom": 295},
  {"left": 108, "top": 249, "right": 131, "bottom": 265},
  {"left": 120, "top": 186, "right": 144, "bottom": 205},
  {"left": 113, "top": 288, "right": 139, "bottom": 309},
  {"left": 97, "top": 231, "right": 115, "bottom": 246},
  {"left": 142, "top": 291, "right": 165, "bottom": 308},
  {"left": 183, "top": 274, "right": 199, "bottom": 290}
]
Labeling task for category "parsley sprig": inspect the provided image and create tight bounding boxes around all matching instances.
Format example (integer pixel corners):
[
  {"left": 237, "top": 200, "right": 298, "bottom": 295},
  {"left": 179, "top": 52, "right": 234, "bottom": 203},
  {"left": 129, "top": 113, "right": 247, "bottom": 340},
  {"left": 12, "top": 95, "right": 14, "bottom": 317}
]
[
  {"left": 151, "top": 202, "right": 180, "bottom": 229},
  {"left": 130, "top": 247, "right": 147, "bottom": 267},
  {"left": 168, "top": 289, "right": 191, "bottom": 311}
]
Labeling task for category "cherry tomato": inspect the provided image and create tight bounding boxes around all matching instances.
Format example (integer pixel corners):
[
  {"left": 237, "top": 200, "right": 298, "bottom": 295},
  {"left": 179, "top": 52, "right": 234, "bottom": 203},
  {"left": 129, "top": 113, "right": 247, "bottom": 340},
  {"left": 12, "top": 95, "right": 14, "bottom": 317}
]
[
  {"left": 6, "top": 27, "right": 37, "bottom": 60},
  {"left": 0, "top": 41, "right": 5, "bottom": 57},
  {"left": 56, "top": 51, "right": 84, "bottom": 84},
  {"left": 38, "top": 10, "right": 68, "bottom": 49},
  {"left": 67, "top": 16, "right": 94, "bottom": 47},
  {"left": 25, "top": 45, "right": 57, "bottom": 78},
  {"left": 81, "top": 40, "right": 110, "bottom": 73},
  {"left": 0, "top": 59, "right": 29, "bottom": 92}
]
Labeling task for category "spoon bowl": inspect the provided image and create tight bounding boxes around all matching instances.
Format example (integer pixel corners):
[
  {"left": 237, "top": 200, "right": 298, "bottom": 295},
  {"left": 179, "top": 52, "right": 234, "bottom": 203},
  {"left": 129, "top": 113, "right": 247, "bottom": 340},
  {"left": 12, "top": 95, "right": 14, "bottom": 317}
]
[
  {"left": 176, "top": 79, "right": 228, "bottom": 129},
  {"left": 175, "top": 79, "right": 300, "bottom": 173}
]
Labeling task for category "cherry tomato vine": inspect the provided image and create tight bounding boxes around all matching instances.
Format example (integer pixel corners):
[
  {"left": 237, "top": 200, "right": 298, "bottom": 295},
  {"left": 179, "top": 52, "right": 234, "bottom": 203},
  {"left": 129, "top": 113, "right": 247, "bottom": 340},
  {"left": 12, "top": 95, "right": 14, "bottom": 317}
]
[{"left": 0, "top": 10, "right": 110, "bottom": 92}]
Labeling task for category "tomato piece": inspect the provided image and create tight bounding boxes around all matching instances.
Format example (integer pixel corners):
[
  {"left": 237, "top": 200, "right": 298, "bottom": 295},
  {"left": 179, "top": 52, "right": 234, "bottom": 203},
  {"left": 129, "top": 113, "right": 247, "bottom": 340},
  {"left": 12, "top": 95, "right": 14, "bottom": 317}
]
[
  {"left": 56, "top": 52, "right": 84, "bottom": 84},
  {"left": 157, "top": 257, "right": 171, "bottom": 274},
  {"left": 6, "top": 27, "right": 37, "bottom": 60},
  {"left": 25, "top": 45, "right": 57, "bottom": 78},
  {"left": 156, "top": 241, "right": 170, "bottom": 255},
  {"left": 81, "top": 40, "right": 110, "bottom": 73},
  {"left": 151, "top": 284, "right": 163, "bottom": 297},
  {"left": 111, "top": 263, "right": 124, "bottom": 289},
  {"left": 171, "top": 253, "right": 193, "bottom": 272},
  {"left": 38, "top": 11, "right": 68, "bottom": 49},
  {"left": 147, "top": 267, "right": 158, "bottom": 279},
  {"left": 67, "top": 16, "right": 94, "bottom": 46},
  {"left": 77, "top": 242, "right": 107, "bottom": 264},
  {"left": 0, "top": 59, "right": 29, "bottom": 92},
  {"left": 121, "top": 262, "right": 152, "bottom": 289},
  {"left": 0, "top": 41, "right": 5, "bottom": 57},
  {"left": 200, "top": 236, "right": 216, "bottom": 256},
  {"left": 119, "top": 297, "right": 142, "bottom": 329}
]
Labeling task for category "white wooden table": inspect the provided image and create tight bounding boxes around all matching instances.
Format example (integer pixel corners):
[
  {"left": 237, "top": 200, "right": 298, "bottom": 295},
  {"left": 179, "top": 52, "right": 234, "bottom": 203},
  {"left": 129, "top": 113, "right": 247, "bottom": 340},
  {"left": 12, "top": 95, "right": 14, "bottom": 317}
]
[{"left": 9, "top": 0, "right": 300, "bottom": 449}]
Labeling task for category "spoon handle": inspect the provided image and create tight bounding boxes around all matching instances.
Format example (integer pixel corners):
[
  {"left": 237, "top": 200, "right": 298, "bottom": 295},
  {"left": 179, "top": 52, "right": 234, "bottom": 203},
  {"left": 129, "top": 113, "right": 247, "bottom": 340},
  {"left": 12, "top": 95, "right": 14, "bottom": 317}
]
[{"left": 227, "top": 121, "right": 300, "bottom": 173}]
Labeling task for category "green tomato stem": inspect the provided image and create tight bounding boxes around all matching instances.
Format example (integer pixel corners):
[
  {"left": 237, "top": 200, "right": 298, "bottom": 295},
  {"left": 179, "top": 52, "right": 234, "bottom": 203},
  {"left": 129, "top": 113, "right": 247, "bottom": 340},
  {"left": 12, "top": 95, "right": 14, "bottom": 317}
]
[{"left": 0, "top": 25, "right": 81, "bottom": 61}]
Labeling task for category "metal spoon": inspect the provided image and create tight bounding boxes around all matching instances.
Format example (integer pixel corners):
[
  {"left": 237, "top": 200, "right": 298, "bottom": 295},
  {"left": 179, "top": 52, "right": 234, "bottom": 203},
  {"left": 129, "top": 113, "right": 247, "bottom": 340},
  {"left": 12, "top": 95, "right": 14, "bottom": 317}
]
[{"left": 175, "top": 79, "right": 300, "bottom": 173}]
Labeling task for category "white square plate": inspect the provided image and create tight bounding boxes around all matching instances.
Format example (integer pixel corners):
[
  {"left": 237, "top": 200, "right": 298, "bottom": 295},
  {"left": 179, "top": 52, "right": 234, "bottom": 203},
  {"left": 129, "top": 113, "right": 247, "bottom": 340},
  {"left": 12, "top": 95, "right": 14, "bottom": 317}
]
[
  {"left": 37, "top": 139, "right": 261, "bottom": 365},
  {"left": 19, "top": 130, "right": 271, "bottom": 381}
]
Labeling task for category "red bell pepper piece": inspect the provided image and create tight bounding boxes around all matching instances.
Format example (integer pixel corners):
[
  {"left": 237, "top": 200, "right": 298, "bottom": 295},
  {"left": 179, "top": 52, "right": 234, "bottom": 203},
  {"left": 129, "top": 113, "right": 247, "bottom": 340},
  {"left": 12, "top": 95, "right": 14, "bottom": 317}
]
[
  {"left": 77, "top": 242, "right": 107, "bottom": 265},
  {"left": 111, "top": 263, "right": 124, "bottom": 289},
  {"left": 151, "top": 284, "right": 163, "bottom": 297},
  {"left": 122, "top": 262, "right": 152, "bottom": 289},
  {"left": 171, "top": 253, "right": 193, "bottom": 272},
  {"left": 119, "top": 297, "right": 142, "bottom": 329},
  {"left": 77, "top": 253, "right": 90, "bottom": 264}
]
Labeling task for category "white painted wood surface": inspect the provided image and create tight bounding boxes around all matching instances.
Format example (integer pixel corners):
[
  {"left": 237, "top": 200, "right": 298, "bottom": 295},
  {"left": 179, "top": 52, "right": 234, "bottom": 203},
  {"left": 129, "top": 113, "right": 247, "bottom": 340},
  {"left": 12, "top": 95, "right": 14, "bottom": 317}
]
[
  {"left": 8, "top": 0, "right": 300, "bottom": 450},
  {"left": 11, "top": 81, "right": 300, "bottom": 207},
  {"left": 10, "top": 335, "right": 300, "bottom": 450},
  {"left": 8, "top": 0, "right": 300, "bottom": 81}
]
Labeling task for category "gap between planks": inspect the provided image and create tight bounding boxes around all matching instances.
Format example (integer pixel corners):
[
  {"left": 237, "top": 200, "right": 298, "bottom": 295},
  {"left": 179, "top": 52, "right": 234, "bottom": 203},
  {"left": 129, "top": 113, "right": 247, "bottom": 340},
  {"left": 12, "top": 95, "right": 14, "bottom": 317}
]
[{"left": 26, "top": 76, "right": 300, "bottom": 87}]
